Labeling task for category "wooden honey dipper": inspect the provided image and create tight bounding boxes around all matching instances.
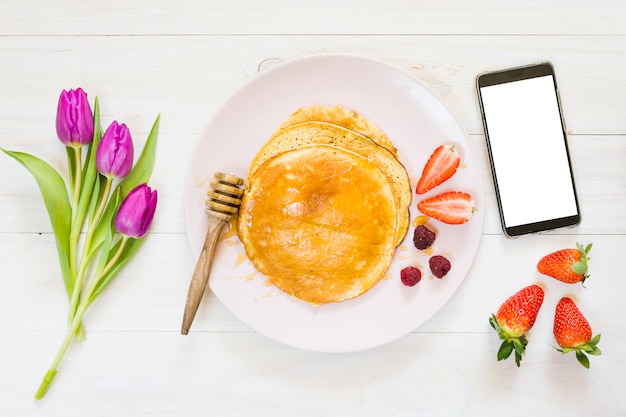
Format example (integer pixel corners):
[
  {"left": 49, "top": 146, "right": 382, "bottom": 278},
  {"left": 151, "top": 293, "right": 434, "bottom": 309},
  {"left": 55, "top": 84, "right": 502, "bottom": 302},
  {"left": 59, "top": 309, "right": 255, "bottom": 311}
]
[{"left": 181, "top": 172, "right": 245, "bottom": 335}]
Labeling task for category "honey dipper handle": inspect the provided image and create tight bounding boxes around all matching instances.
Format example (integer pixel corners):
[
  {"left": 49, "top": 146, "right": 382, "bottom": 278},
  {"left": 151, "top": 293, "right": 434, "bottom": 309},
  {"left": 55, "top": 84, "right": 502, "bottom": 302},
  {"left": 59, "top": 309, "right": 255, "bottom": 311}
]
[{"left": 181, "top": 213, "right": 230, "bottom": 335}]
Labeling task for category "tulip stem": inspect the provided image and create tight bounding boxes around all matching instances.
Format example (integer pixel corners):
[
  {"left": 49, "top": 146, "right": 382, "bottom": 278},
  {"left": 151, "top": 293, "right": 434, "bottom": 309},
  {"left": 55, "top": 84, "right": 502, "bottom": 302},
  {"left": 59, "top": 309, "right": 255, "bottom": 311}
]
[
  {"left": 92, "top": 177, "right": 113, "bottom": 228},
  {"left": 72, "top": 146, "right": 83, "bottom": 211},
  {"left": 68, "top": 253, "right": 90, "bottom": 334},
  {"left": 68, "top": 176, "right": 113, "bottom": 328},
  {"left": 35, "top": 292, "right": 88, "bottom": 400},
  {"left": 65, "top": 146, "right": 86, "bottom": 340},
  {"left": 68, "top": 147, "right": 82, "bottom": 281},
  {"left": 41, "top": 238, "right": 134, "bottom": 399},
  {"left": 102, "top": 236, "right": 129, "bottom": 279},
  {"left": 35, "top": 239, "right": 113, "bottom": 400}
]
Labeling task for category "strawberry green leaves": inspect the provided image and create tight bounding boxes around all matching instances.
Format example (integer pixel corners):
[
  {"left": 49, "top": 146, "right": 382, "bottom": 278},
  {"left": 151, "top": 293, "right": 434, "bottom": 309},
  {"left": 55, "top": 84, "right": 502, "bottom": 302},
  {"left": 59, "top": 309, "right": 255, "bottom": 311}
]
[
  {"left": 489, "top": 284, "right": 545, "bottom": 367},
  {"left": 571, "top": 242, "right": 592, "bottom": 277},
  {"left": 489, "top": 314, "right": 529, "bottom": 366},
  {"left": 562, "top": 334, "right": 602, "bottom": 369},
  {"left": 537, "top": 242, "right": 592, "bottom": 285},
  {"left": 553, "top": 297, "right": 602, "bottom": 369}
]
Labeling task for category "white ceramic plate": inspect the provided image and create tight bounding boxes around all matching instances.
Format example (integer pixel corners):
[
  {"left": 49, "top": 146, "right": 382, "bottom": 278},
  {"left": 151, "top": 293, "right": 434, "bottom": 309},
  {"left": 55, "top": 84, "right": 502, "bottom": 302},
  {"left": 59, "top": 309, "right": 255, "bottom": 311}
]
[{"left": 184, "top": 54, "right": 484, "bottom": 352}]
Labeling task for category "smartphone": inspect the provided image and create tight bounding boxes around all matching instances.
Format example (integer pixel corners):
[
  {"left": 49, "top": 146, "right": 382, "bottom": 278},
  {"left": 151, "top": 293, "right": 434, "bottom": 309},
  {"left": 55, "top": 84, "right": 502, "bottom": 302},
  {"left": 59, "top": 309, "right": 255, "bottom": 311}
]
[{"left": 476, "top": 62, "right": 580, "bottom": 237}]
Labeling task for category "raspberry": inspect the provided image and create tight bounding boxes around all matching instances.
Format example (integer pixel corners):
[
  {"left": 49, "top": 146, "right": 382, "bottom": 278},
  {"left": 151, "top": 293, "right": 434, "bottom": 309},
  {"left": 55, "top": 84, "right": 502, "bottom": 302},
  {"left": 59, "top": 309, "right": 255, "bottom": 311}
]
[
  {"left": 400, "top": 266, "right": 422, "bottom": 287},
  {"left": 429, "top": 255, "right": 451, "bottom": 278},
  {"left": 413, "top": 224, "right": 436, "bottom": 250}
]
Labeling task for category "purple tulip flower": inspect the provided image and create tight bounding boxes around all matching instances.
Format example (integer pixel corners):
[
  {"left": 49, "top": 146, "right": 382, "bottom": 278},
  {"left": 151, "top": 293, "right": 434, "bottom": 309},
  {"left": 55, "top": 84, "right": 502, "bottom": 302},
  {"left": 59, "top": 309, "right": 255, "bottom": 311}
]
[
  {"left": 114, "top": 184, "right": 158, "bottom": 239},
  {"left": 56, "top": 88, "right": 94, "bottom": 146},
  {"left": 96, "top": 121, "right": 134, "bottom": 179}
]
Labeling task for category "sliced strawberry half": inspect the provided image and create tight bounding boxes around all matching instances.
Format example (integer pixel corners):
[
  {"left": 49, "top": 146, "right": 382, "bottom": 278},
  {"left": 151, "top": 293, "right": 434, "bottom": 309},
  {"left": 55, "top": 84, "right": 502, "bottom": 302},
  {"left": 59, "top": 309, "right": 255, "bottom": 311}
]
[
  {"left": 416, "top": 144, "right": 460, "bottom": 194},
  {"left": 417, "top": 191, "right": 475, "bottom": 225}
]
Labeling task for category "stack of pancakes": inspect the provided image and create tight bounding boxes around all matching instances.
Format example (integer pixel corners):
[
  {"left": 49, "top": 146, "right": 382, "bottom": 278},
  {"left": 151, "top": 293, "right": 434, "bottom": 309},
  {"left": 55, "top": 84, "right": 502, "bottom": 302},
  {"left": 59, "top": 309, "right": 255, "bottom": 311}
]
[{"left": 237, "top": 105, "right": 412, "bottom": 304}]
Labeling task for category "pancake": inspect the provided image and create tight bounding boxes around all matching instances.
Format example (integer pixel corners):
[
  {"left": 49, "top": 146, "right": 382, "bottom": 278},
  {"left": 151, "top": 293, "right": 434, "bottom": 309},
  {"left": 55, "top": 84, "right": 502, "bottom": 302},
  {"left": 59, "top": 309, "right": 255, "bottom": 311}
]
[
  {"left": 276, "top": 105, "right": 398, "bottom": 156},
  {"left": 238, "top": 145, "right": 398, "bottom": 304},
  {"left": 248, "top": 121, "right": 411, "bottom": 246}
]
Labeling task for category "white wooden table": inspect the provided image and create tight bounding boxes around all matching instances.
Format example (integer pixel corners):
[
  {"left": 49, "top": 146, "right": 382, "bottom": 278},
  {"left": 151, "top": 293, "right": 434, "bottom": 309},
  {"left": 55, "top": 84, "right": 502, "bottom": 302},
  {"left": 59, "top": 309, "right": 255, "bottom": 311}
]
[{"left": 1, "top": 1, "right": 625, "bottom": 415}]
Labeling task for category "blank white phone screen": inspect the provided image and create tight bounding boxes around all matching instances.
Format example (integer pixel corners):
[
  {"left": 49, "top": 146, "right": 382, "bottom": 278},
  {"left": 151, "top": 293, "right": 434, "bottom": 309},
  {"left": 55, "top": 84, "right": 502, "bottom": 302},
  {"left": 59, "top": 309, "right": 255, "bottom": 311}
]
[{"left": 480, "top": 75, "right": 578, "bottom": 228}]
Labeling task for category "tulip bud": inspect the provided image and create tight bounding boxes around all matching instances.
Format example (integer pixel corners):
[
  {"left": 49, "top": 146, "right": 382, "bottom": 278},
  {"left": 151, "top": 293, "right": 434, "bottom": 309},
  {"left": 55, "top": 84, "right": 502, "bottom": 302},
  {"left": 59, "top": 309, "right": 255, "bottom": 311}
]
[
  {"left": 114, "top": 184, "right": 157, "bottom": 239},
  {"left": 96, "top": 121, "right": 134, "bottom": 179},
  {"left": 56, "top": 88, "right": 94, "bottom": 146}
]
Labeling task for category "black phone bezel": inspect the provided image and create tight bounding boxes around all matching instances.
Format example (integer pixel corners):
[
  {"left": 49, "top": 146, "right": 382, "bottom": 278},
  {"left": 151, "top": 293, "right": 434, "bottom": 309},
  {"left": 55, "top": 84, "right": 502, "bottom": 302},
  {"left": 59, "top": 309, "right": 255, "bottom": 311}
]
[{"left": 476, "top": 62, "right": 581, "bottom": 237}]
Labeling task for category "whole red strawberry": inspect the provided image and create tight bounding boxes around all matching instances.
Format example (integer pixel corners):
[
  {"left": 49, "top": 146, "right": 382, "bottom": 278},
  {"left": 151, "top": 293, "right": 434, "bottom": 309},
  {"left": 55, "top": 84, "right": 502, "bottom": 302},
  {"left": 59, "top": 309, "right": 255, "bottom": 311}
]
[
  {"left": 553, "top": 297, "right": 601, "bottom": 368},
  {"left": 537, "top": 242, "right": 592, "bottom": 285},
  {"left": 489, "top": 284, "right": 545, "bottom": 367}
]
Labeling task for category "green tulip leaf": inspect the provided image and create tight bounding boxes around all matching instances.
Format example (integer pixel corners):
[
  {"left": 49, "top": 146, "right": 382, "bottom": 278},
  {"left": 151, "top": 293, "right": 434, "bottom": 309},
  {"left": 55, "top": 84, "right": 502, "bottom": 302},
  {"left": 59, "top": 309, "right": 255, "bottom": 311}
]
[
  {"left": 83, "top": 177, "right": 103, "bottom": 260},
  {"left": 76, "top": 97, "right": 103, "bottom": 231},
  {"left": 82, "top": 113, "right": 161, "bottom": 308},
  {"left": 88, "top": 185, "right": 120, "bottom": 261},
  {"left": 1, "top": 149, "right": 73, "bottom": 296},
  {"left": 87, "top": 236, "right": 145, "bottom": 307},
  {"left": 85, "top": 188, "right": 118, "bottom": 307},
  {"left": 66, "top": 147, "right": 77, "bottom": 194},
  {"left": 118, "top": 114, "right": 160, "bottom": 198},
  {"left": 97, "top": 114, "right": 160, "bottom": 231}
]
